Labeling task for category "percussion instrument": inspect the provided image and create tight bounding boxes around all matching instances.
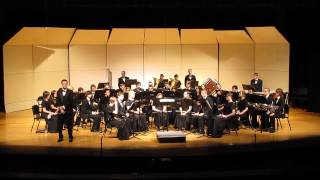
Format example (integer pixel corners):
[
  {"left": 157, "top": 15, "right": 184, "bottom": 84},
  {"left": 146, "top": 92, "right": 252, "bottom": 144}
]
[{"left": 202, "top": 78, "right": 221, "bottom": 95}]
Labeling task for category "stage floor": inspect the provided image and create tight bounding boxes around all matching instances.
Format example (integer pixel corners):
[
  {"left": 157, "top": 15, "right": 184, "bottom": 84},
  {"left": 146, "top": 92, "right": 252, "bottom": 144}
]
[{"left": 1, "top": 108, "right": 320, "bottom": 157}]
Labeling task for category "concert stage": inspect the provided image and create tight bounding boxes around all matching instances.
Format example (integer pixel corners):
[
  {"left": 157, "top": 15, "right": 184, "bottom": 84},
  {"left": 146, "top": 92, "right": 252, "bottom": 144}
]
[{"left": 1, "top": 108, "right": 320, "bottom": 157}]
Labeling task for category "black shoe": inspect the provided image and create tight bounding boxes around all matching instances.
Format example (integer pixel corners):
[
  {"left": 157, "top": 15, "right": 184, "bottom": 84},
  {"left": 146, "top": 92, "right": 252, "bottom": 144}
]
[
  {"left": 69, "top": 137, "right": 73, "bottom": 142},
  {"left": 58, "top": 137, "right": 63, "bottom": 142},
  {"left": 269, "top": 128, "right": 275, "bottom": 133}
]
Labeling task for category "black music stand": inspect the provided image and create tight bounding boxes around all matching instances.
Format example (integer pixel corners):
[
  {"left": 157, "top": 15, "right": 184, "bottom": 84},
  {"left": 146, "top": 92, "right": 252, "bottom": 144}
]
[
  {"left": 98, "top": 82, "right": 109, "bottom": 89},
  {"left": 125, "top": 79, "right": 137, "bottom": 89},
  {"left": 242, "top": 84, "right": 256, "bottom": 91}
]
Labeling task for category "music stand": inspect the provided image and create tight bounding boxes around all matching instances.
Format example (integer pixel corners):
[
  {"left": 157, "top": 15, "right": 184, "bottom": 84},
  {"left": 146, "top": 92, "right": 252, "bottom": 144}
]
[
  {"left": 125, "top": 79, "right": 137, "bottom": 89},
  {"left": 98, "top": 82, "right": 109, "bottom": 89},
  {"left": 242, "top": 84, "right": 256, "bottom": 91}
]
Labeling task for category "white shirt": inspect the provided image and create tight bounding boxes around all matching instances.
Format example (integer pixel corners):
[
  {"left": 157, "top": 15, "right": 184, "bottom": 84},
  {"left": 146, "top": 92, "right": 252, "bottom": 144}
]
[
  {"left": 254, "top": 80, "right": 258, "bottom": 84},
  {"left": 122, "top": 77, "right": 126, "bottom": 82},
  {"left": 62, "top": 89, "right": 67, "bottom": 96}
]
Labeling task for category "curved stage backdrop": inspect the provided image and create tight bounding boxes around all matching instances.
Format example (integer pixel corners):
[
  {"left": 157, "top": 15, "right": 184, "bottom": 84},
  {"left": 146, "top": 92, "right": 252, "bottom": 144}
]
[{"left": 3, "top": 27, "right": 289, "bottom": 112}]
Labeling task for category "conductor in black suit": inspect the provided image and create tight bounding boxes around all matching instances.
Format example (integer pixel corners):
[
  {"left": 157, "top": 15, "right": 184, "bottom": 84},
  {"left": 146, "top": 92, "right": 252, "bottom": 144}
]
[
  {"left": 56, "top": 79, "right": 74, "bottom": 142},
  {"left": 250, "top": 73, "right": 263, "bottom": 92},
  {"left": 118, "top": 70, "right": 129, "bottom": 89},
  {"left": 184, "top": 68, "right": 196, "bottom": 87}
]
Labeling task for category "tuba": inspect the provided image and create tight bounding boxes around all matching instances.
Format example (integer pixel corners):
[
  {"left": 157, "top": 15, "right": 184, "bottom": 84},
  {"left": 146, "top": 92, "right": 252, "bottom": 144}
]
[
  {"left": 153, "top": 77, "right": 160, "bottom": 88},
  {"left": 202, "top": 78, "right": 221, "bottom": 96}
]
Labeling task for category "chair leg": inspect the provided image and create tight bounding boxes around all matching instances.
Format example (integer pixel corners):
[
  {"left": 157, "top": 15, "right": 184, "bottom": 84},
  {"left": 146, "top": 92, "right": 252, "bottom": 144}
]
[
  {"left": 287, "top": 118, "right": 292, "bottom": 131},
  {"left": 31, "top": 119, "right": 36, "bottom": 132},
  {"left": 279, "top": 119, "right": 283, "bottom": 128},
  {"left": 36, "top": 119, "right": 41, "bottom": 132}
]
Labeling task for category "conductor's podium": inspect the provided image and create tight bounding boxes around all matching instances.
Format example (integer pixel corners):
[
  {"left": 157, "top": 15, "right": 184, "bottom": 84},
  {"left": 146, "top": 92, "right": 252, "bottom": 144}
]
[{"left": 156, "top": 131, "right": 186, "bottom": 143}]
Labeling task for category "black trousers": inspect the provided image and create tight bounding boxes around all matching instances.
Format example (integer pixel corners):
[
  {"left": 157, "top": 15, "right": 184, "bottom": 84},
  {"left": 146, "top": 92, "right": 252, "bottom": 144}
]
[
  {"left": 57, "top": 112, "right": 73, "bottom": 138},
  {"left": 206, "top": 114, "right": 217, "bottom": 135},
  {"left": 154, "top": 112, "right": 168, "bottom": 130},
  {"left": 191, "top": 115, "right": 205, "bottom": 134},
  {"left": 175, "top": 113, "right": 191, "bottom": 130}
]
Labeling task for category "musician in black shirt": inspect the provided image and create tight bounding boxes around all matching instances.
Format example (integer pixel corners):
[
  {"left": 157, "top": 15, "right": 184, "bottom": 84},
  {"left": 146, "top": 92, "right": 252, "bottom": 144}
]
[
  {"left": 212, "top": 93, "right": 236, "bottom": 138},
  {"left": 267, "top": 88, "right": 285, "bottom": 133},
  {"left": 201, "top": 89, "right": 218, "bottom": 136},
  {"left": 80, "top": 91, "right": 102, "bottom": 132},
  {"left": 175, "top": 91, "right": 192, "bottom": 131},
  {"left": 236, "top": 92, "right": 249, "bottom": 127},
  {"left": 191, "top": 99, "right": 205, "bottom": 134},
  {"left": 152, "top": 93, "right": 168, "bottom": 131}
]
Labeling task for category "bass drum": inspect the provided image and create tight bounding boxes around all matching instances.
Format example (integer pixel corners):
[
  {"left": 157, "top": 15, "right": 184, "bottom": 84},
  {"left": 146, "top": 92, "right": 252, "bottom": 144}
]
[{"left": 202, "top": 78, "right": 221, "bottom": 95}]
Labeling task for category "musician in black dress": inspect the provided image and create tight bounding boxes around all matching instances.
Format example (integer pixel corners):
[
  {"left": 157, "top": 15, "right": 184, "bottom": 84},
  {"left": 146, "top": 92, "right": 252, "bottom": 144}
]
[
  {"left": 152, "top": 92, "right": 168, "bottom": 131},
  {"left": 191, "top": 99, "right": 205, "bottom": 134},
  {"left": 106, "top": 96, "right": 130, "bottom": 140},
  {"left": 156, "top": 74, "right": 166, "bottom": 89},
  {"left": 56, "top": 79, "right": 74, "bottom": 142},
  {"left": 250, "top": 72, "right": 263, "bottom": 92},
  {"left": 80, "top": 91, "right": 102, "bottom": 132},
  {"left": 184, "top": 68, "right": 196, "bottom": 87},
  {"left": 266, "top": 88, "right": 285, "bottom": 133},
  {"left": 236, "top": 92, "right": 250, "bottom": 127},
  {"left": 41, "top": 91, "right": 58, "bottom": 131},
  {"left": 201, "top": 89, "right": 218, "bottom": 136},
  {"left": 213, "top": 93, "right": 236, "bottom": 138},
  {"left": 127, "top": 91, "right": 148, "bottom": 132},
  {"left": 118, "top": 70, "right": 129, "bottom": 89},
  {"left": 175, "top": 91, "right": 193, "bottom": 131}
]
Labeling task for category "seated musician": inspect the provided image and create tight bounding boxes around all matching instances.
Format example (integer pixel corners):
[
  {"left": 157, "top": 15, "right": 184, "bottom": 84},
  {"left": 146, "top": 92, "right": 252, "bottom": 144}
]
[
  {"left": 106, "top": 96, "right": 130, "bottom": 140},
  {"left": 133, "top": 81, "right": 144, "bottom": 93},
  {"left": 266, "top": 88, "right": 285, "bottom": 133},
  {"left": 231, "top": 85, "right": 240, "bottom": 101},
  {"left": 80, "top": 91, "right": 102, "bottom": 132},
  {"left": 184, "top": 80, "right": 192, "bottom": 91},
  {"left": 118, "top": 83, "right": 126, "bottom": 93},
  {"left": 213, "top": 93, "right": 237, "bottom": 138},
  {"left": 156, "top": 74, "right": 166, "bottom": 89},
  {"left": 99, "top": 89, "right": 111, "bottom": 127},
  {"left": 126, "top": 91, "right": 148, "bottom": 132},
  {"left": 201, "top": 89, "right": 218, "bottom": 136},
  {"left": 195, "top": 86, "right": 203, "bottom": 101},
  {"left": 170, "top": 74, "right": 181, "bottom": 89},
  {"left": 263, "top": 88, "right": 273, "bottom": 104},
  {"left": 152, "top": 92, "right": 168, "bottom": 131},
  {"left": 49, "top": 90, "right": 58, "bottom": 108},
  {"left": 146, "top": 83, "right": 155, "bottom": 92},
  {"left": 236, "top": 91, "right": 250, "bottom": 127},
  {"left": 191, "top": 99, "right": 205, "bottom": 134},
  {"left": 90, "top": 84, "right": 99, "bottom": 102},
  {"left": 163, "top": 81, "right": 171, "bottom": 91},
  {"left": 41, "top": 91, "right": 59, "bottom": 131},
  {"left": 175, "top": 91, "right": 193, "bottom": 131}
]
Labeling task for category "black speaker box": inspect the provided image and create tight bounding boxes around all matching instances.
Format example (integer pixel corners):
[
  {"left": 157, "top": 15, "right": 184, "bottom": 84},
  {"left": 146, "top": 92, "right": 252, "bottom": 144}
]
[{"left": 156, "top": 131, "right": 186, "bottom": 143}]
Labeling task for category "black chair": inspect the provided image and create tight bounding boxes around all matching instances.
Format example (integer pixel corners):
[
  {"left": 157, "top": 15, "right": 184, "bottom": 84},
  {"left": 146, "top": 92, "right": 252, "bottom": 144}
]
[
  {"left": 276, "top": 104, "right": 291, "bottom": 131},
  {"left": 31, "top": 105, "right": 45, "bottom": 133}
]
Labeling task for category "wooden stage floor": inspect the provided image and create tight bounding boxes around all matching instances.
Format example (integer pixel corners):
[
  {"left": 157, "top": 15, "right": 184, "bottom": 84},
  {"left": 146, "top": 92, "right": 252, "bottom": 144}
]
[{"left": 1, "top": 108, "right": 320, "bottom": 157}]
